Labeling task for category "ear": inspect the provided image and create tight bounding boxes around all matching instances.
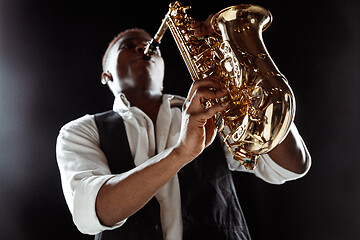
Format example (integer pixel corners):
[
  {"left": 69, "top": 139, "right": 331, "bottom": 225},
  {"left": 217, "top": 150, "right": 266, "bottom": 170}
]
[{"left": 101, "top": 71, "right": 113, "bottom": 85}]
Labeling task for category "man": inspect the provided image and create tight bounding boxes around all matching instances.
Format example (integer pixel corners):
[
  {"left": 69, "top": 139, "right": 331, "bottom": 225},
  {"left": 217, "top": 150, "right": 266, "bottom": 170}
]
[{"left": 56, "top": 27, "right": 311, "bottom": 239}]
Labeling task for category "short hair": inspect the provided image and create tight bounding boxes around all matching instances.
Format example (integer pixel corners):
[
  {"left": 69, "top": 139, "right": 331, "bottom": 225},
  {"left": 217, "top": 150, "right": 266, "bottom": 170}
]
[{"left": 102, "top": 28, "right": 151, "bottom": 70}]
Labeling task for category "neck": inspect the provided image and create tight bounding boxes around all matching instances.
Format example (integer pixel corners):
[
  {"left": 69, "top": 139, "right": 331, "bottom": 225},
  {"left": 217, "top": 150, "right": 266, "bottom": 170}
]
[
  {"left": 122, "top": 88, "right": 162, "bottom": 105},
  {"left": 121, "top": 88, "right": 163, "bottom": 124}
]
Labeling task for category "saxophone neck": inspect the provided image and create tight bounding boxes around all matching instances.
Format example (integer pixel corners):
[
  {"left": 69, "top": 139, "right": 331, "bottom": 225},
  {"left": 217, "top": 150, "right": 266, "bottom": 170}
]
[
  {"left": 143, "top": 2, "right": 192, "bottom": 60},
  {"left": 143, "top": 9, "right": 171, "bottom": 59}
]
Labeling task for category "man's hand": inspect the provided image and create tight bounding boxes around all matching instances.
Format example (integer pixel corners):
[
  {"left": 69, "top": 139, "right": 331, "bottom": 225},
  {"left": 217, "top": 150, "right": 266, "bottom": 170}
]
[
  {"left": 191, "top": 14, "right": 215, "bottom": 38},
  {"left": 174, "top": 76, "right": 228, "bottom": 162}
]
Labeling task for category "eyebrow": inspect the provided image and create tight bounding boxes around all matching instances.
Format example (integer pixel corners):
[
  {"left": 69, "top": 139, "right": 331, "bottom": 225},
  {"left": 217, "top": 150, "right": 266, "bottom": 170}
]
[{"left": 117, "top": 38, "right": 132, "bottom": 50}]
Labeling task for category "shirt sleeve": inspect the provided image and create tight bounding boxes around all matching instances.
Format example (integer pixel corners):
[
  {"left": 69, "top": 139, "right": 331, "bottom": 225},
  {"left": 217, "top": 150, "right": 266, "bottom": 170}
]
[
  {"left": 56, "top": 114, "right": 126, "bottom": 234},
  {"left": 226, "top": 124, "right": 312, "bottom": 184}
]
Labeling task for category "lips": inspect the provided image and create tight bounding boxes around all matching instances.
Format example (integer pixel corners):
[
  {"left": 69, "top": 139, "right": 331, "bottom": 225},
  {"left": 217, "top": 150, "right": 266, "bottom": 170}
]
[{"left": 131, "top": 56, "right": 155, "bottom": 64}]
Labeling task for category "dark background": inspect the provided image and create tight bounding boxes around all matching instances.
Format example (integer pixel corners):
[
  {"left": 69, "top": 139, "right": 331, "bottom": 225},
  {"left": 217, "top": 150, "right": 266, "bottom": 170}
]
[{"left": 0, "top": 0, "right": 359, "bottom": 239}]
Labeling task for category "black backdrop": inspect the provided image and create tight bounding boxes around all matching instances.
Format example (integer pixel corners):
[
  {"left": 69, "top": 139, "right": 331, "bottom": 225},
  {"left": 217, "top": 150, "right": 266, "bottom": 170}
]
[{"left": 0, "top": 0, "right": 359, "bottom": 239}]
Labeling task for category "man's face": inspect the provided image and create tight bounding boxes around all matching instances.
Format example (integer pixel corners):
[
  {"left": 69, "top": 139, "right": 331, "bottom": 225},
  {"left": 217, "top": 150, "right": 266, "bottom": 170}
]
[{"left": 106, "top": 30, "right": 165, "bottom": 95}]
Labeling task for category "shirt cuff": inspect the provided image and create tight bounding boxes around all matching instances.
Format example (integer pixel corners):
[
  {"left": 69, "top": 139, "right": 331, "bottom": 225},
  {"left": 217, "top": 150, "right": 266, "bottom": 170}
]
[
  {"left": 72, "top": 175, "right": 127, "bottom": 234},
  {"left": 258, "top": 153, "right": 311, "bottom": 184}
]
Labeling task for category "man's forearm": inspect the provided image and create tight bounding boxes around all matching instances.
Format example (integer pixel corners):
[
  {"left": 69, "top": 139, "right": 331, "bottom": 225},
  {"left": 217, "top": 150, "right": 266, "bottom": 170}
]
[
  {"left": 268, "top": 124, "right": 308, "bottom": 174},
  {"left": 95, "top": 147, "right": 189, "bottom": 227}
]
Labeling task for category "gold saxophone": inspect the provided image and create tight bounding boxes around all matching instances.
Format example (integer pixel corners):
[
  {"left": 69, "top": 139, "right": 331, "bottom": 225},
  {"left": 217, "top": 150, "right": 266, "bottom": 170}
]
[{"left": 144, "top": 1, "right": 296, "bottom": 169}]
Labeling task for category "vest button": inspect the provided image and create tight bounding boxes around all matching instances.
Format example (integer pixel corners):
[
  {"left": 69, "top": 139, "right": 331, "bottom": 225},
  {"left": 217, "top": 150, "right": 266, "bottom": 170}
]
[{"left": 155, "top": 224, "right": 160, "bottom": 231}]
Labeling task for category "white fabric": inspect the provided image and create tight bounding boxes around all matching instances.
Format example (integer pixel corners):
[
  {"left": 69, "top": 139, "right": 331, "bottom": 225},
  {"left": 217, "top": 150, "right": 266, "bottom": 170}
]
[
  {"left": 56, "top": 93, "right": 311, "bottom": 237},
  {"left": 225, "top": 124, "right": 311, "bottom": 184}
]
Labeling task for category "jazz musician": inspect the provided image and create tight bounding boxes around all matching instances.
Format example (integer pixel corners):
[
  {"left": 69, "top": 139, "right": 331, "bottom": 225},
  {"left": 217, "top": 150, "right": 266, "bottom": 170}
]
[{"left": 56, "top": 12, "right": 311, "bottom": 240}]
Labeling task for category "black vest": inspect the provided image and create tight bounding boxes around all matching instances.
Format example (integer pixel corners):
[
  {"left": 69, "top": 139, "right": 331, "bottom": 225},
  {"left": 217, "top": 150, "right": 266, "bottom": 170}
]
[{"left": 94, "top": 110, "right": 251, "bottom": 240}]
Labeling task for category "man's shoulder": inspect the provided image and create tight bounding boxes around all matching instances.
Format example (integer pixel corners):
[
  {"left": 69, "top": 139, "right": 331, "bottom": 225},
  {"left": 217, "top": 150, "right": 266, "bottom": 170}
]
[
  {"left": 57, "top": 114, "right": 101, "bottom": 146},
  {"left": 60, "top": 114, "right": 97, "bottom": 133}
]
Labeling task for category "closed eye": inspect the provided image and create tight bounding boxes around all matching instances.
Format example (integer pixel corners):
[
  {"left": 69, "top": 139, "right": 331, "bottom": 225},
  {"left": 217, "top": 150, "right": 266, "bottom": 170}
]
[{"left": 119, "top": 43, "right": 136, "bottom": 50}]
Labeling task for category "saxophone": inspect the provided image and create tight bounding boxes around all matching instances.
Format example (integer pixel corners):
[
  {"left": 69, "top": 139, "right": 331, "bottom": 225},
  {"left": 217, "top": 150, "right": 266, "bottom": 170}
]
[{"left": 144, "top": 2, "right": 296, "bottom": 169}]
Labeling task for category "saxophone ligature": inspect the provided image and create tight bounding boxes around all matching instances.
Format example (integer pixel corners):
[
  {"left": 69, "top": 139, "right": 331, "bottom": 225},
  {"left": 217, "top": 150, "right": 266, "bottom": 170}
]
[{"left": 144, "top": 2, "right": 296, "bottom": 169}]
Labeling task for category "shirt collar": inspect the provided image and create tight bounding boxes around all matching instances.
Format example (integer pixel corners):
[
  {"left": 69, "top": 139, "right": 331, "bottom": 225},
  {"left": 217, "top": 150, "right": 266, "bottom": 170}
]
[
  {"left": 113, "top": 93, "right": 185, "bottom": 113},
  {"left": 113, "top": 93, "right": 131, "bottom": 113}
]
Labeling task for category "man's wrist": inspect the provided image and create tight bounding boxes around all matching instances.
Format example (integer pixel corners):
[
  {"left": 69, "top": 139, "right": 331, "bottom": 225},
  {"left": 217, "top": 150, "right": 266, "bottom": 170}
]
[{"left": 171, "top": 144, "right": 197, "bottom": 166}]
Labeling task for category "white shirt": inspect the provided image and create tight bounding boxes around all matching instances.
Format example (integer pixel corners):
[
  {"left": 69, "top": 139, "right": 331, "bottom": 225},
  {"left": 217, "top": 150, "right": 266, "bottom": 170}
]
[{"left": 56, "top": 93, "right": 311, "bottom": 238}]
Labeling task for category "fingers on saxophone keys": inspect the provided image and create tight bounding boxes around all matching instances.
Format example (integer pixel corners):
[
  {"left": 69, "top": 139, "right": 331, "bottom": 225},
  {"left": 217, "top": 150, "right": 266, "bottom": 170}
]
[
  {"left": 190, "top": 77, "right": 226, "bottom": 97},
  {"left": 191, "top": 14, "right": 215, "bottom": 38},
  {"left": 196, "top": 86, "right": 228, "bottom": 101},
  {"left": 204, "top": 101, "right": 229, "bottom": 118},
  {"left": 196, "top": 88, "right": 228, "bottom": 114},
  {"left": 198, "top": 98, "right": 228, "bottom": 120},
  {"left": 186, "top": 76, "right": 228, "bottom": 114}
]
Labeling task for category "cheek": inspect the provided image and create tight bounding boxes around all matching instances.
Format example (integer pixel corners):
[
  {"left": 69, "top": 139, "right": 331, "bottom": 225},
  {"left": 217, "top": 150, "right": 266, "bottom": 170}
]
[
  {"left": 115, "top": 57, "right": 129, "bottom": 79},
  {"left": 153, "top": 58, "right": 165, "bottom": 76},
  {"left": 152, "top": 67, "right": 164, "bottom": 86}
]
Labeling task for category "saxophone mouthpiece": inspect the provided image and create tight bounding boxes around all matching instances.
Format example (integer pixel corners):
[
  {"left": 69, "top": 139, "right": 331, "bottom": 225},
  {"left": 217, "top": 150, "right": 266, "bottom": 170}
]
[
  {"left": 143, "top": 39, "right": 161, "bottom": 60},
  {"left": 143, "top": 10, "right": 170, "bottom": 60}
]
